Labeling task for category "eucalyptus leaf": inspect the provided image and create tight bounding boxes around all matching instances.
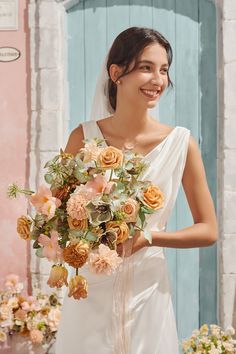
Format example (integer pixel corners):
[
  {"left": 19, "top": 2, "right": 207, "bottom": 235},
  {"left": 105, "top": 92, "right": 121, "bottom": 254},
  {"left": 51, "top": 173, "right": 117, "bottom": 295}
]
[
  {"left": 74, "top": 169, "right": 89, "bottom": 183},
  {"left": 69, "top": 230, "right": 84, "bottom": 238},
  {"left": 35, "top": 248, "right": 45, "bottom": 258},
  {"left": 32, "top": 239, "right": 40, "bottom": 248},
  {"left": 75, "top": 155, "right": 85, "bottom": 168},
  {"left": 44, "top": 173, "right": 54, "bottom": 184},
  {"left": 143, "top": 229, "right": 152, "bottom": 245},
  {"left": 141, "top": 206, "right": 155, "bottom": 214},
  {"left": 85, "top": 232, "right": 98, "bottom": 241},
  {"left": 129, "top": 223, "right": 135, "bottom": 236}
]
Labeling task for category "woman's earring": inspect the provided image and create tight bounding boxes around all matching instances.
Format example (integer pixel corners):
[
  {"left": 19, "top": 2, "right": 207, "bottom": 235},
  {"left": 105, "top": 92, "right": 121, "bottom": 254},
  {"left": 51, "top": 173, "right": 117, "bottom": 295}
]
[{"left": 116, "top": 80, "right": 121, "bottom": 85}]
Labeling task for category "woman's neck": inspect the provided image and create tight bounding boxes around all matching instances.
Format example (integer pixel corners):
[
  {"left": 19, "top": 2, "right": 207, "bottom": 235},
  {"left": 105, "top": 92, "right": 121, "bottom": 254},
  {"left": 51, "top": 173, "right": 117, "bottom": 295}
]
[{"left": 111, "top": 104, "right": 153, "bottom": 138}]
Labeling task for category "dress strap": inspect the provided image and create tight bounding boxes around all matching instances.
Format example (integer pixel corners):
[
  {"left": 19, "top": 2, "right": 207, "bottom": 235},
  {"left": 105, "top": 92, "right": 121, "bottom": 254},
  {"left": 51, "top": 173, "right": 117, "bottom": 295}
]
[{"left": 81, "top": 121, "right": 98, "bottom": 141}]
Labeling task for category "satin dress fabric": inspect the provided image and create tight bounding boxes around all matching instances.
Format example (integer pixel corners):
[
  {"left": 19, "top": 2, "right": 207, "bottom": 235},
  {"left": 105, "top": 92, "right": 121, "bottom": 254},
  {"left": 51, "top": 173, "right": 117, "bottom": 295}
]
[{"left": 55, "top": 121, "right": 190, "bottom": 354}]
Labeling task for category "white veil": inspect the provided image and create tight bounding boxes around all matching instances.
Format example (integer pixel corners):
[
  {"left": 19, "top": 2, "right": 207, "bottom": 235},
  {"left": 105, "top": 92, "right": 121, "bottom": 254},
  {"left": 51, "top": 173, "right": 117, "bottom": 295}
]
[
  {"left": 88, "top": 49, "right": 135, "bottom": 353},
  {"left": 89, "top": 53, "right": 114, "bottom": 122}
]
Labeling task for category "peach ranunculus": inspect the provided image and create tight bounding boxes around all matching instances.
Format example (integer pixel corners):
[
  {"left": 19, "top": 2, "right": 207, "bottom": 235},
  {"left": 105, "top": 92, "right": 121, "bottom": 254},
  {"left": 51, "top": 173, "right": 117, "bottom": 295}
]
[
  {"left": 47, "top": 265, "right": 68, "bottom": 288},
  {"left": 88, "top": 244, "right": 123, "bottom": 275},
  {"left": 16, "top": 216, "right": 32, "bottom": 240},
  {"left": 67, "top": 216, "right": 88, "bottom": 231},
  {"left": 29, "top": 329, "right": 44, "bottom": 344},
  {"left": 106, "top": 220, "right": 129, "bottom": 245},
  {"left": 85, "top": 174, "right": 116, "bottom": 195},
  {"left": 29, "top": 185, "right": 61, "bottom": 220},
  {"left": 97, "top": 146, "right": 123, "bottom": 170},
  {"left": 68, "top": 275, "right": 88, "bottom": 300},
  {"left": 121, "top": 198, "right": 140, "bottom": 223},
  {"left": 38, "top": 230, "right": 63, "bottom": 263},
  {"left": 80, "top": 139, "right": 103, "bottom": 163},
  {"left": 141, "top": 185, "right": 164, "bottom": 210},
  {"left": 63, "top": 240, "right": 90, "bottom": 268}
]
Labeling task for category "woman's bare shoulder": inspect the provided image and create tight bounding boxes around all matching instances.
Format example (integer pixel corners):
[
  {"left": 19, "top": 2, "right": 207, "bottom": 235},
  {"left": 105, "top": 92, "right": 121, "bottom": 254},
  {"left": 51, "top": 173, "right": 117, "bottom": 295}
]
[{"left": 64, "top": 124, "right": 85, "bottom": 156}]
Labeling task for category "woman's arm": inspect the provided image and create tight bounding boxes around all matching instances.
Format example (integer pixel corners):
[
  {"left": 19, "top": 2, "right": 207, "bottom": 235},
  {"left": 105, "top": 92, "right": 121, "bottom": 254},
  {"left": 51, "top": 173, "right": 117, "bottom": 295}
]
[
  {"left": 130, "top": 135, "right": 218, "bottom": 253},
  {"left": 63, "top": 124, "right": 84, "bottom": 156}
]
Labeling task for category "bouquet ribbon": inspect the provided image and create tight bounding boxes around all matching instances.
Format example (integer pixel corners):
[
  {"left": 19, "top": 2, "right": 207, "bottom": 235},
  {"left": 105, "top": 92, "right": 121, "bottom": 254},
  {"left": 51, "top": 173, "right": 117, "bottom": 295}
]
[{"left": 111, "top": 237, "right": 135, "bottom": 354}]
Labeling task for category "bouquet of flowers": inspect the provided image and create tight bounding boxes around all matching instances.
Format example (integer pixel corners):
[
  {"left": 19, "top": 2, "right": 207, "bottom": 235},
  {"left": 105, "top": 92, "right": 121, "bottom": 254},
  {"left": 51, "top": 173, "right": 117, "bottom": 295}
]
[
  {"left": 182, "top": 323, "right": 236, "bottom": 353},
  {"left": 0, "top": 274, "right": 61, "bottom": 348},
  {"left": 7, "top": 137, "right": 164, "bottom": 301}
]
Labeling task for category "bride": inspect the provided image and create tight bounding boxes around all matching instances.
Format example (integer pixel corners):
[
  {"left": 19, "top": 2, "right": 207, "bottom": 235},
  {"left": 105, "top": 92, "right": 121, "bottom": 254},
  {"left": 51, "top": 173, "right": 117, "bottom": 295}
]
[{"left": 55, "top": 26, "right": 217, "bottom": 354}]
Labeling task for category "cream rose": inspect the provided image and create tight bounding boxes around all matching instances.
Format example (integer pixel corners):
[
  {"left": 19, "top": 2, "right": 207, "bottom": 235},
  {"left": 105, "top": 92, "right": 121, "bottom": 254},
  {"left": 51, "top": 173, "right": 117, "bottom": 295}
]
[
  {"left": 121, "top": 198, "right": 140, "bottom": 222},
  {"left": 97, "top": 146, "right": 123, "bottom": 170}
]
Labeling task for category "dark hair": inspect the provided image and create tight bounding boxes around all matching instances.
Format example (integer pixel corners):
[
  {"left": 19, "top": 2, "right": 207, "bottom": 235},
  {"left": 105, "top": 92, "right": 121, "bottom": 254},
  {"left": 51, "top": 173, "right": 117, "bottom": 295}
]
[{"left": 106, "top": 26, "right": 173, "bottom": 112}]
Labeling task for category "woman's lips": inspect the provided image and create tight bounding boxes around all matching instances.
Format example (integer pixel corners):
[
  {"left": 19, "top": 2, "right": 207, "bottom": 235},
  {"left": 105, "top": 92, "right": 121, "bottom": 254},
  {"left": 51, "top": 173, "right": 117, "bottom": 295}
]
[{"left": 140, "top": 88, "right": 161, "bottom": 99}]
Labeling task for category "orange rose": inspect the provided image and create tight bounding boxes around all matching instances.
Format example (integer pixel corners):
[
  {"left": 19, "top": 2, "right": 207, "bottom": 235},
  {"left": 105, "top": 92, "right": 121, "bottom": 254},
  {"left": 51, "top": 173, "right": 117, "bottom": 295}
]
[
  {"left": 97, "top": 146, "right": 123, "bottom": 170},
  {"left": 67, "top": 216, "right": 88, "bottom": 231},
  {"left": 142, "top": 185, "right": 164, "bottom": 210},
  {"left": 68, "top": 275, "right": 88, "bottom": 300},
  {"left": 17, "top": 216, "right": 31, "bottom": 240},
  {"left": 106, "top": 220, "right": 129, "bottom": 245},
  {"left": 121, "top": 198, "right": 140, "bottom": 222}
]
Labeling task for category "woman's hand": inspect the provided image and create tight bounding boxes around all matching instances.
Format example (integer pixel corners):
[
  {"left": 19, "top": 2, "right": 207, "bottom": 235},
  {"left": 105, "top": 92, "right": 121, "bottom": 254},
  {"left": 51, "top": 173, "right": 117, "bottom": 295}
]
[{"left": 116, "top": 230, "right": 150, "bottom": 257}]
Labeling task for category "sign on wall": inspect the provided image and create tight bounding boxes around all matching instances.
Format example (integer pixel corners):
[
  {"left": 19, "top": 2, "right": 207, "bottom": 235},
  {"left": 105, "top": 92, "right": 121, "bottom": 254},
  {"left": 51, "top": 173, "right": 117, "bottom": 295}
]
[{"left": 0, "top": 0, "right": 18, "bottom": 31}]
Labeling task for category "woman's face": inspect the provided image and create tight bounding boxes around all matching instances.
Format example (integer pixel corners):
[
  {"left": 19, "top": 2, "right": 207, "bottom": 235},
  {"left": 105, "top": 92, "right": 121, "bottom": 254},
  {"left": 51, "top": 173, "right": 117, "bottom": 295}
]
[{"left": 116, "top": 43, "right": 169, "bottom": 109}]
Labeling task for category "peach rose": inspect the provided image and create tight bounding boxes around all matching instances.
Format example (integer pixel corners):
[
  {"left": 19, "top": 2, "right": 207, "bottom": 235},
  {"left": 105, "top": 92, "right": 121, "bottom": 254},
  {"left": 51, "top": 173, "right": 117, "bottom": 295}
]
[
  {"left": 63, "top": 241, "right": 90, "bottom": 268},
  {"left": 121, "top": 198, "right": 140, "bottom": 222},
  {"left": 17, "top": 216, "right": 31, "bottom": 240},
  {"left": 97, "top": 146, "right": 123, "bottom": 170},
  {"left": 142, "top": 185, "right": 164, "bottom": 210},
  {"left": 47, "top": 265, "right": 68, "bottom": 288},
  {"left": 68, "top": 275, "right": 88, "bottom": 300},
  {"left": 67, "top": 216, "right": 88, "bottom": 231},
  {"left": 106, "top": 220, "right": 129, "bottom": 245}
]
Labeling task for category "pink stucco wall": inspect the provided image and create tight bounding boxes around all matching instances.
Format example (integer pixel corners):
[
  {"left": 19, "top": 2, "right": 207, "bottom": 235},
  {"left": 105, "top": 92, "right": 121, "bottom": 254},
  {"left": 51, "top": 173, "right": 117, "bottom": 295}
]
[{"left": 0, "top": 0, "right": 30, "bottom": 292}]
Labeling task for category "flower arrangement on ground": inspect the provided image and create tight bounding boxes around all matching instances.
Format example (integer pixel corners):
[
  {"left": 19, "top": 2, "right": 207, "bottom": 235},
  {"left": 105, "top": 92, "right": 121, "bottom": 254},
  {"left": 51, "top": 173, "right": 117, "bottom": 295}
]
[
  {"left": 7, "top": 137, "right": 164, "bottom": 301},
  {"left": 182, "top": 323, "right": 236, "bottom": 353},
  {"left": 0, "top": 274, "right": 61, "bottom": 349}
]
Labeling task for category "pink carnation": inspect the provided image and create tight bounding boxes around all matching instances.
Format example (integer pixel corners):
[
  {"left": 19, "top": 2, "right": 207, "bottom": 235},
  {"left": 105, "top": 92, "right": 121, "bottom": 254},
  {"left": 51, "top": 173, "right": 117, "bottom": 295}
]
[
  {"left": 88, "top": 244, "right": 123, "bottom": 275},
  {"left": 66, "top": 193, "right": 88, "bottom": 220}
]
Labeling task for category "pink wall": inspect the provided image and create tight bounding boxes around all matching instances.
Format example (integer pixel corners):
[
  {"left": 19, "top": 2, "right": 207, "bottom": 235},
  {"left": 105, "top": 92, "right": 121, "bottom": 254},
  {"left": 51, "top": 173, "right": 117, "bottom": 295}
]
[{"left": 0, "top": 1, "right": 30, "bottom": 293}]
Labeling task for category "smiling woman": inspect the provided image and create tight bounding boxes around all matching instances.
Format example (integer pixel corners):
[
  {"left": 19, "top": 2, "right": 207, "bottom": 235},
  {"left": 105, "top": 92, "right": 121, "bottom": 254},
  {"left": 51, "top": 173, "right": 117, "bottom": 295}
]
[{"left": 54, "top": 26, "right": 218, "bottom": 354}]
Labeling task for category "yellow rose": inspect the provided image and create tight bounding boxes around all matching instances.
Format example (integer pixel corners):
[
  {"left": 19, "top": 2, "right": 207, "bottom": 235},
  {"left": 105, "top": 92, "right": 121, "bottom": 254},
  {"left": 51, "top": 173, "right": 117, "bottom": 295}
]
[
  {"left": 68, "top": 275, "right": 88, "bottom": 300},
  {"left": 121, "top": 198, "right": 140, "bottom": 222},
  {"left": 142, "top": 185, "right": 164, "bottom": 210},
  {"left": 106, "top": 220, "right": 129, "bottom": 245},
  {"left": 63, "top": 241, "right": 90, "bottom": 268},
  {"left": 97, "top": 146, "right": 123, "bottom": 170},
  {"left": 16, "top": 216, "right": 32, "bottom": 240},
  {"left": 67, "top": 216, "right": 88, "bottom": 231}
]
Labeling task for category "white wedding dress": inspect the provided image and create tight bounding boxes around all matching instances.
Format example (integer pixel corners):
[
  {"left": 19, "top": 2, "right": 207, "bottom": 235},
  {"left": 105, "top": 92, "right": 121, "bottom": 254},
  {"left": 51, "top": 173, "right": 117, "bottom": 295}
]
[{"left": 55, "top": 120, "right": 190, "bottom": 354}]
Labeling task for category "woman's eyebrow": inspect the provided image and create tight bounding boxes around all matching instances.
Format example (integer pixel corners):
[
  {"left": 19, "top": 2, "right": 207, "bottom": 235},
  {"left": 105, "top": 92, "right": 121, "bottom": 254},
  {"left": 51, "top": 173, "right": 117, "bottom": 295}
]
[{"left": 137, "top": 60, "right": 169, "bottom": 67}]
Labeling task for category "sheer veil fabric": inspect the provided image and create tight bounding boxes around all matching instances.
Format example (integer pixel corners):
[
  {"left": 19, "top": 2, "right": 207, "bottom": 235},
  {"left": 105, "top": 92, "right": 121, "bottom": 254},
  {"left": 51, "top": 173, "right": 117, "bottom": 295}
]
[
  {"left": 88, "top": 52, "right": 136, "bottom": 353},
  {"left": 55, "top": 47, "right": 190, "bottom": 354}
]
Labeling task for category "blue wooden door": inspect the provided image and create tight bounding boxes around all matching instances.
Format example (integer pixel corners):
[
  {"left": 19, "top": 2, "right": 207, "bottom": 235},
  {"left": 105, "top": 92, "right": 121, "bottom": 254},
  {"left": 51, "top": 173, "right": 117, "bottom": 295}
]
[{"left": 66, "top": 0, "right": 217, "bottom": 348}]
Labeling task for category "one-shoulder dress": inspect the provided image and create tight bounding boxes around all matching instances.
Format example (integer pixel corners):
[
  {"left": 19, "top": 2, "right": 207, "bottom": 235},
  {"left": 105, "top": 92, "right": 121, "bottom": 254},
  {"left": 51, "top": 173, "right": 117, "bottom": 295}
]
[{"left": 55, "top": 120, "right": 190, "bottom": 354}]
